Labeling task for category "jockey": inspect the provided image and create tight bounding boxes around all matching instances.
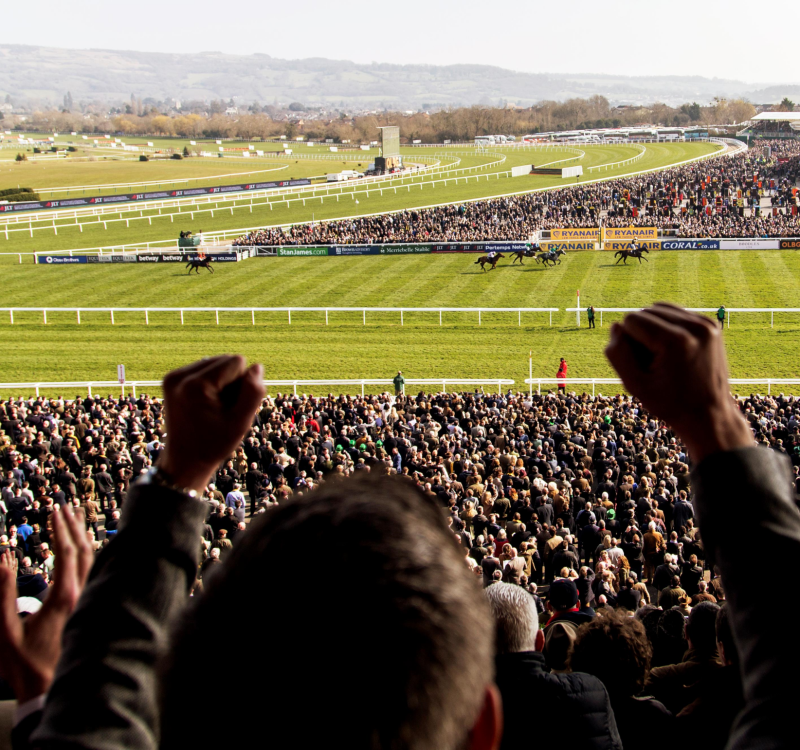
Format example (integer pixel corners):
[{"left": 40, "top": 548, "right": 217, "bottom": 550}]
[
  {"left": 628, "top": 237, "right": 639, "bottom": 254},
  {"left": 487, "top": 249, "right": 498, "bottom": 260}
]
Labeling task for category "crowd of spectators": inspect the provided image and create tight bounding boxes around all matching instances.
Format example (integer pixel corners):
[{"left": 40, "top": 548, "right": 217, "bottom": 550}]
[{"left": 233, "top": 140, "right": 800, "bottom": 247}]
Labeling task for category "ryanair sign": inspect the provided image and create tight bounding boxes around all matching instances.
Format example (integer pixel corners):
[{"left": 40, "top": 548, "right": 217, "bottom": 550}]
[
  {"left": 604, "top": 240, "right": 661, "bottom": 252},
  {"left": 540, "top": 241, "right": 598, "bottom": 252},
  {"left": 550, "top": 228, "right": 599, "bottom": 241},
  {"left": 604, "top": 227, "right": 658, "bottom": 240}
]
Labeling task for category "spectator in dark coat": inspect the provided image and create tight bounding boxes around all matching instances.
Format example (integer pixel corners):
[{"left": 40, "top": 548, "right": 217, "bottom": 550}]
[
  {"left": 486, "top": 582, "right": 622, "bottom": 750},
  {"left": 570, "top": 610, "right": 674, "bottom": 750}
]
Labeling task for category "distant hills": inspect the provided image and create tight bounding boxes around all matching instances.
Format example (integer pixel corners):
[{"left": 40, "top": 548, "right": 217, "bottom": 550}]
[{"left": 1, "top": 45, "right": 798, "bottom": 109}]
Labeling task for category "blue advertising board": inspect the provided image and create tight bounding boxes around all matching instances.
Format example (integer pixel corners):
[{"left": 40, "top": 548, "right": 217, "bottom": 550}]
[
  {"left": 329, "top": 245, "right": 382, "bottom": 256},
  {"left": 1, "top": 179, "right": 311, "bottom": 213},
  {"left": 661, "top": 240, "right": 720, "bottom": 250},
  {"left": 37, "top": 255, "right": 88, "bottom": 264}
]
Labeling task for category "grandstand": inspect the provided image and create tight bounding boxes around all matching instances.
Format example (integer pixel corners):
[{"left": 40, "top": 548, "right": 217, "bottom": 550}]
[{"left": 738, "top": 112, "right": 800, "bottom": 139}]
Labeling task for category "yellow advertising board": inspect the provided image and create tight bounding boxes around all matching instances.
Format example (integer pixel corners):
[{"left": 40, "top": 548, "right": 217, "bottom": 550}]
[
  {"left": 550, "top": 228, "right": 599, "bottom": 241},
  {"left": 540, "top": 241, "right": 599, "bottom": 251},
  {"left": 603, "top": 227, "right": 658, "bottom": 240},
  {"left": 604, "top": 240, "right": 661, "bottom": 252}
]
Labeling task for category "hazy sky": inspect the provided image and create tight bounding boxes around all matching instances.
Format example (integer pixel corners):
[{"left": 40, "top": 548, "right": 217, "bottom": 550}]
[{"left": 6, "top": 0, "right": 798, "bottom": 85}]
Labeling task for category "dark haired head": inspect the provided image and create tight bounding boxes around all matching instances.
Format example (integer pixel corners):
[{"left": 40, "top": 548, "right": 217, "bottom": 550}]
[
  {"left": 161, "top": 474, "right": 494, "bottom": 749},
  {"left": 569, "top": 610, "right": 652, "bottom": 699}
]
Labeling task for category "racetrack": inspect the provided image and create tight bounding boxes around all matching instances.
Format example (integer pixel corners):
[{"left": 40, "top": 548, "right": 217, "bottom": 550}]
[{"left": 2, "top": 248, "right": 800, "bottom": 391}]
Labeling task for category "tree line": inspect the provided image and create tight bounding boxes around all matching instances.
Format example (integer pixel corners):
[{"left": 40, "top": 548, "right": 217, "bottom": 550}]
[{"left": 15, "top": 96, "right": 760, "bottom": 143}]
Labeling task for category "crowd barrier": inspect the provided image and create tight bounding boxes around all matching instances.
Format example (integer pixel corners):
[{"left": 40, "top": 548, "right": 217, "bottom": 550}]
[{"left": 0, "top": 378, "right": 516, "bottom": 398}]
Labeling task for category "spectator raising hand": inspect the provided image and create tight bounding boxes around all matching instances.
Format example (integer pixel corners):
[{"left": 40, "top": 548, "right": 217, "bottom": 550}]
[
  {"left": 605, "top": 303, "right": 753, "bottom": 462},
  {"left": 0, "top": 505, "right": 93, "bottom": 704},
  {"left": 159, "top": 355, "right": 265, "bottom": 492}
]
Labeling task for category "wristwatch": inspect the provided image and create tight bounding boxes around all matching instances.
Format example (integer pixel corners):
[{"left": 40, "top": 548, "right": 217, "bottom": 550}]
[{"left": 142, "top": 466, "right": 199, "bottom": 499}]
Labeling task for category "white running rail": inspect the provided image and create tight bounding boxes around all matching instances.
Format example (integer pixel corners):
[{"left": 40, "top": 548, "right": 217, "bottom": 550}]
[
  {"left": 525, "top": 377, "right": 800, "bottom": 396},
  {"left": 0, "top": 306, "right": 560, "bottom": 326},
  {"left": 0, "top": 378, "right": 515, "bottom": 398},
  {"left": 566, "top": 307, "right": 800, "bottom": 328}
]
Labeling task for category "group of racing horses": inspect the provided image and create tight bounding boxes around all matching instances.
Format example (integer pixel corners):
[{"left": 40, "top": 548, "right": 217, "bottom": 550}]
[{"left": 474, "top": 245, "right": 649, "bottom": 271}]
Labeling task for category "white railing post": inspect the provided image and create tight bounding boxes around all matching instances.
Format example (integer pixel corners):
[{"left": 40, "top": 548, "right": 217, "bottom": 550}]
[
  {"left": 145, "top": 310, "right": 149, "bottom": 325},
  {"left": 77, "top": 310, "right": 80, "bottom": 324},
  {"left": 9, "top": 310, "right": 13, "bottom": 324},
  {"left": 110, "top": 310, "right": 114, "bottom": 325},
  {"left": 401, "top": 310, "right": 403, "bottom": 326},
  {"left": 215, "top": 310, "right": 219, "bottom": 325},
  {"left": 478, "top": 310, "right": 481, "bottom": 326},
  {"left": 771, "top": 311, "right": 774, "bottom": 328},
  {"left": 288, "top": 310, "right": 291, "bottom": 324},
  {"left": 180, "top": 310, "right": 184, "bottom": 325},
  {"left": 363, "top": 310, "right": 366, "bottom": 326},
  {"left": 518, "top": 310, "right": 521, "bottom": 326},
  {"left": 439, "top": 309, "right": 442, "bottom": 326},
  {"left": 43, "top": 310, "right": 47, "bottom": 324},
  {"left": 252, "top": 309, "right": 255, "bottom": 326},
  {"left": 326, "top": 310, "right": 328, "bottom": 325}
]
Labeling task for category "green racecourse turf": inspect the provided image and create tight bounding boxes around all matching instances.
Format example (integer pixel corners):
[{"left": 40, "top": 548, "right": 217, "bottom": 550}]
[
  {"left": 2, "top": 249, "right": 800, "bottom": 394},
  {"left": 0, "top": 142, "right": 719, "bottom": 255},
  {"left": 0, "top": 153, "right": 378, "bottom": 197}
]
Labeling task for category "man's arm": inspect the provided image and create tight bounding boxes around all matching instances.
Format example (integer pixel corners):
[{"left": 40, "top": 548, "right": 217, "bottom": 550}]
[
  {"left": 30, "top": 483, "right": 207, "bottom": 750},
  {"left": 31, "top": 356, "right": 264, "bottom": 750},
  {"left": 605, "top": 304, "right": 799, "bottom": 750}
]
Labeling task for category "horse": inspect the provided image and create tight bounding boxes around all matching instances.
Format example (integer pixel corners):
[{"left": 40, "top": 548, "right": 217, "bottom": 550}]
[
  {"left": 614, "top": 247, "right": 650, "bottom": 265},
  {"left": 186, "top": 257, "right": 214, "bottom": 274},
  {"left": 474, "top": 253, "right": 505, "bottom": 271},
  {"left": 535, "top": 248, "right": 566, "bottom": 267},
  {"left": 511, "top": 249, "right": 538, "bottom": 265}
]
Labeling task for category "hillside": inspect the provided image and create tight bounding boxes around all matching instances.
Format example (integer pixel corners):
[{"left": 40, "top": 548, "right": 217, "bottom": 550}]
[{"left": 0, "top": 45, "right": 795, "bottom": 109}]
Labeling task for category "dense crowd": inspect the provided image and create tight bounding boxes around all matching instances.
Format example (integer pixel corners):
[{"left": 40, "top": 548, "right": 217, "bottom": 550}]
[
  {"left": 232, "top": 139, "right": 800, "bottom": 246},
  {"left": 3, "top": 383, "right": 798, "bottom": 580}
]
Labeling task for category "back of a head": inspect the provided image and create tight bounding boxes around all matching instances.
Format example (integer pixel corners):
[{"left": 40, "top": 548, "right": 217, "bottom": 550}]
[
  {"left": 485, "top": 582, "right": 538, "bottom": 654},
  {"left": 161, "top": 474, "right": 493, "bottom": 749},
  {"left": 686, "top": 601, "right": 720, "bottom": 655},
  {"left": 569, "top": 610, "right": 652, "bottom": 700}
]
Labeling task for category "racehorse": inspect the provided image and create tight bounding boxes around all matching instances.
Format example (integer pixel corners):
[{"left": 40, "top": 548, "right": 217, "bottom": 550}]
[
  {"left": 614, "top": 247, "right": 650, "bottom": 265},
  {"left": 186, "top": 257, "right": 214, "bottom": 274},
  {"left": 511, "top": 249, "right": 538, "bottom": 265},
  {"left": 474, "top": 253, "right": 505, "bottom": 271},
  {"left": 535, "top": 249, "right": 566, "bottom": 267}
]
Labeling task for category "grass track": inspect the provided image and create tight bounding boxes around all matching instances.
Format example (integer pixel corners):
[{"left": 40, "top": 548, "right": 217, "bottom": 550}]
[{"left": 2, "top": 249, "right": 800, "bottom": 392}]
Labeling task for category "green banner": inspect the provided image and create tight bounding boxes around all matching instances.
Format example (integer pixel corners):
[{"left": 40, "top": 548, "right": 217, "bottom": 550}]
[
  {"left": 276, "top": 246, "right": 328, "bottom": 257},
  {"left": 379, "top": 245, "right": 432, "bottom": 255}
]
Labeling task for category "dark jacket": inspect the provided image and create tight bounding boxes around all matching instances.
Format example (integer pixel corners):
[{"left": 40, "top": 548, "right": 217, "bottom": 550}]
[
  {"left": 692, "top": 447, "right": 800, "bottom": 750},
  {"left": 494, "top": 651, "right": 622, "bottom": 750}
]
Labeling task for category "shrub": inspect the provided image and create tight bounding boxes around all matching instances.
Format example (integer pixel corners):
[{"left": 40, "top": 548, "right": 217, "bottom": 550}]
[
  {"left": 183, "top": 146, "right": 190, "bottom": 157},
  {"left": 32, "top": 147, "right": 41, "bottom": 154},
  {"left": 0, "top": 187, "right": 33, "bottom": 197},
  {"left": 67, "top": 146, "right": 78, "bottom": 152},
  {"left": 4, "top": 191, "right": 40, "bottom": 202},
  {"left": 15, "top": 153, "right": 27, "bottom": 162},
  {"left": 139, "top": 154, "right": 149, "bottom": 162},
  {"left": 171, "top": 153, "right": 182, "bottom": 160}
]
